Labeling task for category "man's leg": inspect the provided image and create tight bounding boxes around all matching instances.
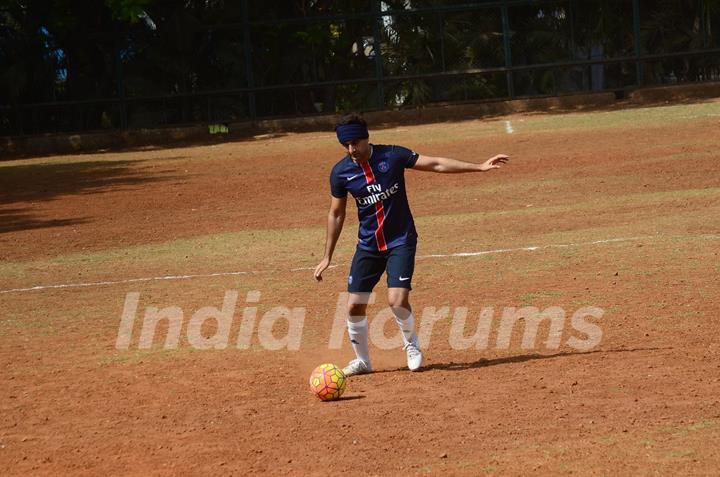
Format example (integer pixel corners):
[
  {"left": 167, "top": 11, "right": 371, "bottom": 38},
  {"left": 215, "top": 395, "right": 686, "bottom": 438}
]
[
  {"left": 343, "top": 247, "right": 385, "bottom": 376},
  {"left": 387, "top": 287, "right": 416, "bottom": 345},
  {"left": 346, "top": 293, "right": 371, "bottom": 370},
  {"left": 386, "top": 243, "right": 423, "bottom": 371}
]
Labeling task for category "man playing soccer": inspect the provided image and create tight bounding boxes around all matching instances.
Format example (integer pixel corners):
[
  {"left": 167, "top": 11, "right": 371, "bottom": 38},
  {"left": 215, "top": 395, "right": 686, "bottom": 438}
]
[{"left": 314, "top": 114, "right": 509, "bottom": 376}]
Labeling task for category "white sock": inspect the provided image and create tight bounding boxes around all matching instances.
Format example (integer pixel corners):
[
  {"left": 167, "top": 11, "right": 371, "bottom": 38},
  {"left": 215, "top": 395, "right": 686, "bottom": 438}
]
[
  {"left": 394, "top": 311, "right": 417, "bottom": 346},
  {"left": 347, "top": 318, "right": 370, "bottom": 363}
]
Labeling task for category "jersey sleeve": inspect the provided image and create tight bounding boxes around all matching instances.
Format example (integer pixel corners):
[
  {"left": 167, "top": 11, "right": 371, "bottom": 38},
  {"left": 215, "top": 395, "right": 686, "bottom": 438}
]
[
  {"left": 329, "top": 165, "right": 347, "bottom": 198},
  {"left": 393, "top": 145, "right": 420, "bottom": 168}
]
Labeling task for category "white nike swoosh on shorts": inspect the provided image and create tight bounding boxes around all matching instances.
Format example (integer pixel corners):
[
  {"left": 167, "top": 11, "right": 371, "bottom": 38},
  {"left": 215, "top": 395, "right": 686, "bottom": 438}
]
[{"left": 399, "top": 276, "right": 411, "bottom": 281}]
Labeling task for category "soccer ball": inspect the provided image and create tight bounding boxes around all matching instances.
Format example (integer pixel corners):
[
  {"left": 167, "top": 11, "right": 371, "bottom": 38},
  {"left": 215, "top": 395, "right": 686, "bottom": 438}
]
[{"left": 309, "top": 363, "right": 347, "bottom": 401}]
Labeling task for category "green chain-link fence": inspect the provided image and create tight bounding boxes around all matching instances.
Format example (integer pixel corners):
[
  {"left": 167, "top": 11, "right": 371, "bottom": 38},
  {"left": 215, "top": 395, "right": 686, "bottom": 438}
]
[{"left": 1, "top": 0, "right": 719, "bottom": 136}]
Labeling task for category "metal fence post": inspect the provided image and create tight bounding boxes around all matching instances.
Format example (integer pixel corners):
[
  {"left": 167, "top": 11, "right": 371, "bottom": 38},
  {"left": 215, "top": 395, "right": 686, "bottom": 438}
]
[
  {"left": 114, "top": 22, "right": 128, "bottom": 129},
  {"left": 700, "top": 0, "right": 709, "bottom": 48},
  {"left": 372, "top": 0, "right": 385, "bottom": 109},
  {"left": 633, "top": 0, "right": 644, "bottom": 86},
  {"left": 242, "top": 0, "right": 257, "bottom": 119},
  {"left": 439, "top": 11, "right": 446, "bottom": 72},
  {"left": 501, "top": 4, "right": 514, "bottom": 98}
]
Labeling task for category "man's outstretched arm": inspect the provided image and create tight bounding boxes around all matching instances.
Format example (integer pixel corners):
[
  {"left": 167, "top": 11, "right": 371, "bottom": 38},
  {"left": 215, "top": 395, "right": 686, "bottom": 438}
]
[
  {"left": 314, "top": 195, "right": 347, "bottom": 281},
  {"left": 413, "top": 154, "right": 509, "bottom": 173}
]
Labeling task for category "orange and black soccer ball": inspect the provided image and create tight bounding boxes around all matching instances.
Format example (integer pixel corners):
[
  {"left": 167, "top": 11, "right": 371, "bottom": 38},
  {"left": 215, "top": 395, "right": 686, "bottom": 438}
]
[{"left": 309, "top": 363, "right": 347, "bottom": 401}]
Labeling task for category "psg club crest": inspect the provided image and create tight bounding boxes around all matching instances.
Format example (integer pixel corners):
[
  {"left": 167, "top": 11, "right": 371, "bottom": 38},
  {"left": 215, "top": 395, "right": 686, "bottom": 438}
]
[{"left": 378, "top": 161, "right": 389, "bottom": 173}]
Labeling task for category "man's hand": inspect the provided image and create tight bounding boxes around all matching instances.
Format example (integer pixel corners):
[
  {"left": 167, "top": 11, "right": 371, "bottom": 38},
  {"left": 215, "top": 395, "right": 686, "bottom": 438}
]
[
  {"left": 314, "top": 257, "right": 331, "bottom": 281},
  {"left": 479, "top": 154, "right": 509, "bottom": 171}
]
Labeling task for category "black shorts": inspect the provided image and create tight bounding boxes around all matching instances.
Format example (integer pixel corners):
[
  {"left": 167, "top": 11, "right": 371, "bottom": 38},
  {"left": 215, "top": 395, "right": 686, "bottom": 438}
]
[{"left": 347, "top": 242, "right": 416, "bottom": 293}]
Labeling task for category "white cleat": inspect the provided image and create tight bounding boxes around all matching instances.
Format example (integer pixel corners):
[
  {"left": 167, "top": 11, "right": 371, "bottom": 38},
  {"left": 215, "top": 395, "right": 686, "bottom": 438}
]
[
  {"left": 404, "top": 340, "right": 423, "bottom": 371},
  {"left": 342, "top": 358, "right": 373, "bottom": 377}
]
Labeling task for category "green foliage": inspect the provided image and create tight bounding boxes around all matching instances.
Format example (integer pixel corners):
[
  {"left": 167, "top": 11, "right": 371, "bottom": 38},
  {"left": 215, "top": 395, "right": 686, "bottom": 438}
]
[{"left": 105, "top": 0, "right": 154, "bottom": 22}]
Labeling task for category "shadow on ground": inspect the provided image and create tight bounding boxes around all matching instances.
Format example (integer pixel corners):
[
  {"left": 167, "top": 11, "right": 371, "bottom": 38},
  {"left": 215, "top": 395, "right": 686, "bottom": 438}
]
[
  {"left": 0, "top": 159, "right": 178, "bottom": 233},
  {"left": 0, "top": 209, "right": 89, "bottom": 234},
  {"left": 373, "top": 347, "right": 671, "bottom": 375}
]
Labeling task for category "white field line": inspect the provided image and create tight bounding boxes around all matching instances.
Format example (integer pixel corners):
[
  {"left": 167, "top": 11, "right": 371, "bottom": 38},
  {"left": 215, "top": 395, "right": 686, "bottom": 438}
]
[
  {"left": 419, "top": 236, "right": 645, "bottom": 258},
  {"left": 1, "top": 236, "right": 651, "bottom": 295},
  {"left": 0, "top": 271, "right": 251, "bottom": 294}
]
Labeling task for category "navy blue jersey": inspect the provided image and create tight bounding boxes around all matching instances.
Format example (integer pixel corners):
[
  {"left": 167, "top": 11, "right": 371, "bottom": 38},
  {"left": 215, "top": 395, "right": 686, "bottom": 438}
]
[{"left": 330, "top": 144, "right": 419, "bottom": 251}]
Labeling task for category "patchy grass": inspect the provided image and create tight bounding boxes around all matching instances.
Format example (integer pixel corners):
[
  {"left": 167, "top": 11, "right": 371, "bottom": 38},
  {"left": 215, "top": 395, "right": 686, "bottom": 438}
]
[{"left": 501, "top": 101, "right": 720, "bottom": 134}]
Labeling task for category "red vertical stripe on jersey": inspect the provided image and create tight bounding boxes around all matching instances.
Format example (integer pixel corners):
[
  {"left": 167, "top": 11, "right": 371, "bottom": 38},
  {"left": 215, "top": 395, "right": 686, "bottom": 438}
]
[
  {"left": 360, "top": 160, "right": 375, "bottom": 185},
  {"left": 373, "top": 202, "right": 387, "bottom": 251},
  {"left": 359, "top": 160, "right": 388, "bottom": 251}
]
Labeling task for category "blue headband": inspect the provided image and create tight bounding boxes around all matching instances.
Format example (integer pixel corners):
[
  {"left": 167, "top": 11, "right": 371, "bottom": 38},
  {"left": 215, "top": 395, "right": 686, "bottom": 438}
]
[{"left": 336, "top": 123, "right": 369, "bottom": 145}]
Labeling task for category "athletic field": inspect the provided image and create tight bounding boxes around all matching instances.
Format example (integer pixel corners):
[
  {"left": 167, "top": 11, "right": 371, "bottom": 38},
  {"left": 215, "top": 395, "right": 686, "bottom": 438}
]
[{"left": 2, "top": 99, "right": 720, "bottom": 475}]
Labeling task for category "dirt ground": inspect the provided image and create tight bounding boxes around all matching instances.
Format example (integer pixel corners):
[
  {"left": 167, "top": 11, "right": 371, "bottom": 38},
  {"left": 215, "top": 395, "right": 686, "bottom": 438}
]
[{"left": 1, "top": 100, "right": 720, "bottom": 476}]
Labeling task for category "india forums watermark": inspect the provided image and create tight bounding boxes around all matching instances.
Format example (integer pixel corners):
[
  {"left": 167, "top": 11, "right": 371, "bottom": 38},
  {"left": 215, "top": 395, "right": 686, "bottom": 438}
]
[{"left": 116, "top": 291, "right": 604, "bottom": 352}]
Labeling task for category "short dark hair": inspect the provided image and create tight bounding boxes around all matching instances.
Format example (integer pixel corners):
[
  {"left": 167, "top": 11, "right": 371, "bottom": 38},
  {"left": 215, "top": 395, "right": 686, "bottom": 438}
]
[{"left": 335, "top": 113, "right": 367, "bottom": 131}]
